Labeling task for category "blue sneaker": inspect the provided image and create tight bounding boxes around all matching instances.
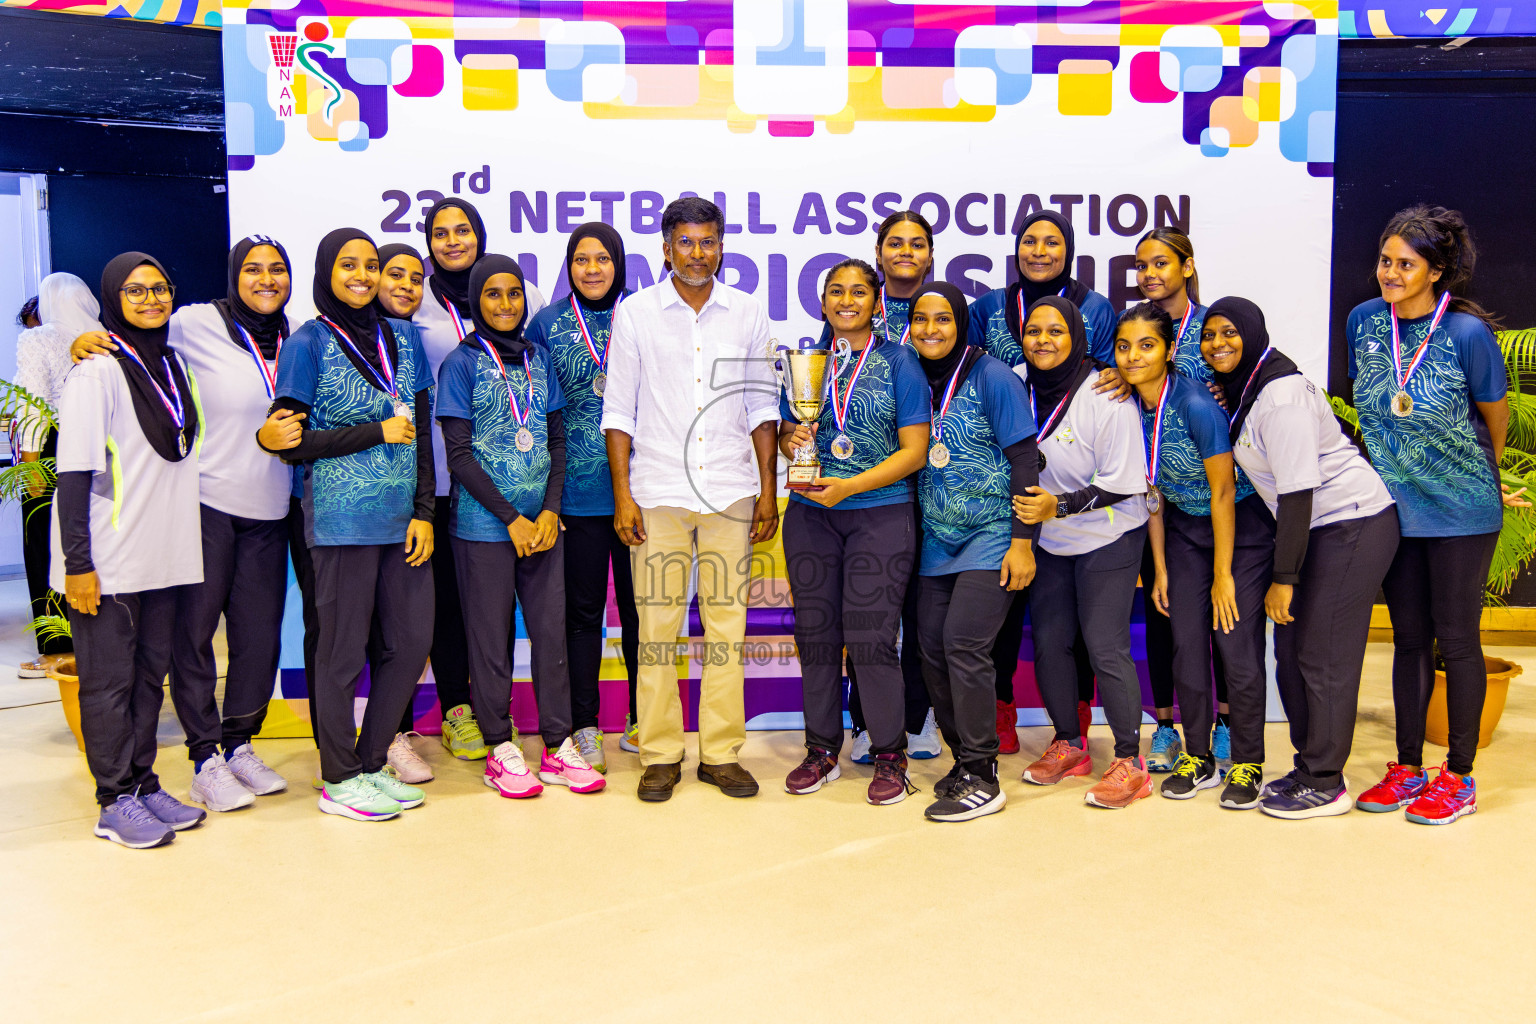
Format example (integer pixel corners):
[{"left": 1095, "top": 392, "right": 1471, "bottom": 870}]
[
  {"left": 1212, "top": 722, "right": 1232, "bottom": 773},
  {"left": 1259, "top": 779, "right": 1353, "bottom": 820},
  {"left": 850, "top": 729, "right": 873, "bottom": 765},
  {"left": 139, "top": 788, "right": 207, "bottom": 831},
  {"left": 93, "top": 795, "right": 175, "bottom": 849},
  {"left": 1147, "top": 725, "right": 1182, "bottom": 772}
]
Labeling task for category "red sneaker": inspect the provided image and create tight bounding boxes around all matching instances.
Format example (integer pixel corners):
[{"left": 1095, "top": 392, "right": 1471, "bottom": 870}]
[
  {"left": 1405, "top": 764, "right": 1477, "bottom": 825},
  {"left": 996, "top": 701, "right": 1019, "bottom": 755},
  {"left": 1077, "top": 700, "right": 1093, "bottom": 739},
  {"left": 1356, "top": 762, "right": 1428, "bottom": 813}
]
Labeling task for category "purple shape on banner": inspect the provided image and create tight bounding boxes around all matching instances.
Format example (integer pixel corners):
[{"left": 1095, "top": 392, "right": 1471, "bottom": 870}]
[
  {"left": 1033, "top": 45, "right": 1121, "bottom": 76},
  {"left": 314, "top": 50, "right": 390, "bottom": 141},
  {"left": 228, "top": 154, "right": 256, "bottom": 172}
]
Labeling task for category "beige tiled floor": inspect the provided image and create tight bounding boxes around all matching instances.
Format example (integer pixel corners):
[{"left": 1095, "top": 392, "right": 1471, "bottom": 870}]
[{"left": 3, "top": 578, "right": 1534, "bottom": 1022}]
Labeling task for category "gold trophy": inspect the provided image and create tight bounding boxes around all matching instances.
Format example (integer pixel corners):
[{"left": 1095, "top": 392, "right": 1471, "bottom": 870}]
[{"left": 775, "top": 338, "right": 849, "bottom": 491}]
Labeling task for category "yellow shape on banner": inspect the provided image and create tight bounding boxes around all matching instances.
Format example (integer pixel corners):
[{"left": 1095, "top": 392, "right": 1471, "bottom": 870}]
[
  {"left": 307, "top": 86, "right": 358, "bottom": 141},
  {"left": 292, "top": 73, "right": 308, "bottom": 115},
  {"left": 1366, "top": 10, "right": 1398, "bottom": 38},
  {"left": 1243, "top": 67, "right": 1284, "bottom": 121},
  {"left": 1058, "top": 59, "right": 1113, "bottom": 116},
  {"left": 463, "top": 53, "right": 519, "bottom": 111},
  {"left": 1210, "top": 95, "right": 1259, "bottom": 148},
  {"left": 255, "top": 699, "right": 313, "bottom": 740}
]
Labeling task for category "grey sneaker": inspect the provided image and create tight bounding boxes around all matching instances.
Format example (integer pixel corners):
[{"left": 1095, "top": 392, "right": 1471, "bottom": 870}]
[
  {"left": 226, "top": 743, "right": 288, "bottom": 795},
  {"left": 906, "top": 709, "right": 942, "bottom": 760},
  {"left": 139, "top": 788, "right": 207, "bottom": 831},
  {"left": 574, "top": 726, "right": 607, "bottom": 774},
  {"left": 93, "top": 795, "right": 174, "bottom": 849},
  {"left": 190, "top": 752, "right": 256, "bottom": 812}
]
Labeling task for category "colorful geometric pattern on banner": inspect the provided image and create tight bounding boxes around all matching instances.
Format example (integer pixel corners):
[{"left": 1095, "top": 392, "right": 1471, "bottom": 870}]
[
  {"left": 1338, "top": 2, "right": 1536, "bottom": 38},
  {"left": 2, "top": 0, "right": 221, "bottom": 29}
]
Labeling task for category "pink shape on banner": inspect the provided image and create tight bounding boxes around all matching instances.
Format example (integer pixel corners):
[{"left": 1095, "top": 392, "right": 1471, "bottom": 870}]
[
  {"left": 395, "top": 44, "right": 443, "bottom": 98},
  {"left": 1129, "top": 51, "right": 1178, "bottom": 103},
  {"left": 769, "top": 120, "right": 814, "bottom": 137}
]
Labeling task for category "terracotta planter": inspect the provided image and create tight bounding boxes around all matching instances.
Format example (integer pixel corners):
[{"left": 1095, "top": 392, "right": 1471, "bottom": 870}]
[
  {"left": 1425, "top": 655, "right": 1522, "bottom": 750},
  {"left": 46, "top": 656, "right": 85, "bottom": 753}
]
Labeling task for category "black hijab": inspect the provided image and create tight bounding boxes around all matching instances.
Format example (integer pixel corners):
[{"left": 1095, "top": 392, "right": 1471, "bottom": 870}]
[
  {"left": 425, "top": 198, "right": 486, "bottom": 317},
  {"left": 372, "top": 243, "right": 424, "bottom": 320},
  {"left": 467, "top": 255, "right": 531, "bottom": 360},
  {"left": 99, "top": 252, "right": 196, "bottom": 462},
  {"left": 1023, "top": 295, "right": 1096, "bottom": 436},
  {"left": 910, "top": 282, "right": 978, "bottom": 403},
  {"left": 1205, "top": 296, "right": 1301, "bottom": 440},
  {"left": 313, "top": 227, "right": 396, "bottom": 382},
  {"left": 565, "top": 222, "right": 626, "bottom": 311},
  {"left": 1005, "top": 211, "right": 1092, "bottom": 344},
  {"left": 213, "top": 235, "right": 291, "bottom": 359}
]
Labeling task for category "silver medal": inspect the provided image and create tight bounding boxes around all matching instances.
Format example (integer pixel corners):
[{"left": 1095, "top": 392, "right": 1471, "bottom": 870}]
[
  {"left": 394, "top": 399, "right": 412, "bottom": 421},
  {"left": 929, "top": 441, "right": 950, "bottom": 469},
  {"left": 593, "top": 371, "right": 607, "bottom": 397},
  {"left": 830, "top": 433, "right": 853, "bottom": 460},
  {"left": 516, "top": 427, "right": 535, "bottom": 453}
]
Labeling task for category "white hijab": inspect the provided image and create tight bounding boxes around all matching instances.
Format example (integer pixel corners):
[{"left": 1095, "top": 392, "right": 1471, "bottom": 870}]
[{"left": 37, "top": 272, "right": 103, "bottom": 340}]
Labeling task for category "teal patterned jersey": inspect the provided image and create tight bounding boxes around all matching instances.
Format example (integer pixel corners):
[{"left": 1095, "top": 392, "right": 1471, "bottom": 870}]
[
  {"left": 436, "top": 338, "right": 565, "bottom": 542},
  {"left": 918, "top": 354, "right": 1035, "bottom": 575},
  {"left": 1140, "top": 373, "right": 1237, "bottom": 517},
  {"left": 276, "top": 318, "right": 432, "bottom": 547},
  {"left": 1169, "top": 303, "right": 1212, "bottom": 384},
  {"left": 1347, "top": 297, "right": 1505, "bottom": 537},
  {"left": 779, "top": 339, "right": 930, "bottom": 510},
  {"left": 527, "top": 298, "right": 616, "bottom": 516}
]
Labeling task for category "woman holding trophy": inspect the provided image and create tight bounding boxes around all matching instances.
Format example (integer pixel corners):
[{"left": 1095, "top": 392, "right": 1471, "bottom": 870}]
[{"left": 778, "top": 259, "right": 931, "bottom": 806}]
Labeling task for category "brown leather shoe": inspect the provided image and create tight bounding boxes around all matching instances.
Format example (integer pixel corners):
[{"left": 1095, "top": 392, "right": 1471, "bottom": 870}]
[
  {"left": 697, "top": 761, "right": 759, "bottom": 798},
  {"left": 637, "top": 761, "right": 682, "bottom": 802}
]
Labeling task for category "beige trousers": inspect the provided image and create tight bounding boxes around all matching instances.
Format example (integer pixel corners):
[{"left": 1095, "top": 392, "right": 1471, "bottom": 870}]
[{"left": 630, "top": 498, "right": 754, "bottom": 766}]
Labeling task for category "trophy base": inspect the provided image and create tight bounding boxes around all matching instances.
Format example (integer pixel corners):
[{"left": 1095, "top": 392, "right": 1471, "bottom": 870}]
[{"left": 786, "top": 462, "right": 822, "bottom": 491}]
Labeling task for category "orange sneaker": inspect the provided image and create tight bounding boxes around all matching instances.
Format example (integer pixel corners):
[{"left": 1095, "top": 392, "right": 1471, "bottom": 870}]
[
  {"left": 1085, "top": 755, "right": 1153, "bottom": 809},
  {"left": 1022, "top": 738, "right": 1092, "bottom": 785}
]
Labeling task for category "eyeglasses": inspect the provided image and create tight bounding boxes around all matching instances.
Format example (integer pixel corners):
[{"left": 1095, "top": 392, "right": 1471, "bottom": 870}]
[
  {"left": 670, "top": 237, "right": 719, "bottom": 255},
  {"left": 122, "top": 283, "right": 174, "bottom": 303}
]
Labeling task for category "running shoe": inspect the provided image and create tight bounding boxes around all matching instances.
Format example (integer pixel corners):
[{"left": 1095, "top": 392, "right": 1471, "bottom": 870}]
[
  {"left": 1212, "top": 722, "right": 1233, "bottom": 774},
  {"left": 139, "top": 788, "right": 207, "bottom": 830},
  {"left": 619, "top": 714, "right": 639, "bottom": 754},
  {"left": 93, "top": 794, "right": 174, "bottom": 849},
  {"left": 924, "top": 771, "right": 1005, "bottom": 822},
  {"left": 225, "top": 743, "right": 288, "bottom": 795},
  {"left": 539, "top": 737, "right": 607, "bottom": 793},
  {"left": 868, "top": 752, "right": 915, "bottom": 806},
  {"left": 1220, "top": 763, "right": 1264, "bottom": 810},
  {"left": 361, "top": 766, "right": 425, "bottom": 808},
  {"left": 1147, "top": 725, "right": 1183, "bottom": 772},
  {"left": 933, "top": 760, "right": 966, "bottom": 801},
  {"left": 1085, "top": 755, "right": 1153, "bottom": 809},
  {"left": 386, "top": 732, "right": 434, "bottom": 784},
  {"left": 190, "top": 752, "right": 256, "bottom": 812},
  {"left": 907, "top": 709, "right": 941, "bottom": 760},
  {"left": 486, "top": 741, "right": 543, "bottom": 799},
  {"left": 1022, "top": 738, "right": 1092, "bottom": 786},
  {"left": 1405, "top": 764, "right": 1477, "bottom": 826},
  {"left": 850, "top": 729, "right": 873, "bottom": 765},
  {"left": 1260, "top": 779, "right": 1352, "bottom": 820},
  {"left": 1160, "top": 753, "right": 1219, "bottom": 800},
  {"left": 574, "top": 726, "right": 607, "bottom": 774},
  {"left": 785, "top": 748, "right": 840, "bottom": 794},
  {"left": 996, "top": 701, "right": 1020, "bottom": 755},
  {"left": 1261, "top": 769, "right": 1298, "bottom": 799},
  {"left": 1357, "top": 762, "right": 1429, "bottom": 813},
  {"left": 439, "top": 704, "right": 488, "bottom": 760},
  {"left": 319, "top": 776, "right": 402, "bottom": 821}
]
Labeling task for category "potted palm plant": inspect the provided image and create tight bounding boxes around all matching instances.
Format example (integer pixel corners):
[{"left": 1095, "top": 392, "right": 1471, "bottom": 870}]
[
  {"left": 1330, "top": 326, "right": 1536, "bottom": 747},
  {"left": 0, "top": 378, "right": 84, "bottom": 750}
]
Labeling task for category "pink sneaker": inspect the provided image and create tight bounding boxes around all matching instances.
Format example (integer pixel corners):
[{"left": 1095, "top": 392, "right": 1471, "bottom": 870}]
[
  {"left": 484, "top": 741, "right": 543, "bottom": 799},
  {"left": 539, "top": 737, "right": 607, "bottom": 793}
]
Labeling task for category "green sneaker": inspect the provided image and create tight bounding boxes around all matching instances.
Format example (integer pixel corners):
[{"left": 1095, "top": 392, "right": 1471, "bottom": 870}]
[
  {"left": 361, "top": 767, "right": 424, "bottom": 809},
  {"left": 440, "top": 704, "right": 488, "bottom": 760},
  {"left": 318, "top": 776, "right": 402, "bottom": 821},
  {"left": 619, "top": 714, "right": 639, "bottom": 754}
]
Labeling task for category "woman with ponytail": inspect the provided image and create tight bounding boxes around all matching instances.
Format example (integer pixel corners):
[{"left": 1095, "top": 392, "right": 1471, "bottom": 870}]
[{"left": 1349, "top": 206, "right": 1522, "bottom": 825}]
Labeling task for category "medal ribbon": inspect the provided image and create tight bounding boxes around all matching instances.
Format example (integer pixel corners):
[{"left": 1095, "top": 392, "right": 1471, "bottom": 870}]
[
  {"left": 319, "top": 316, "right": 398, "bottom": 400},
  {"left": 1145, "top": 376, "right": 1171, "bottom": 488},
  {"left": 1228, "top": 347, "right": 1273, "bottom": 428},
  {"left": 1029, "top": 383, "right": 1074, "bottom": 441},
  {"left": 439, "top": 290, "right": 469, "bottom": 343},
  {"left": 1171, "top": 304, "right": 1196, "bottom": 360},
  {"left": 879, "top": 288, "right": 910, "bottom": 347},
  {"left": 829, "top": 340, "right": 873, "bottom": 435},
  {"left": 232, "top": 322, "right": 281, "bottom": 401},
  {"left": 1390, "top": 290, "right": 1451, "bottom": 391},
  {"left": 477, "top": 336, "right": 533, "bottom": 429},
  {"left": 110, "top": 334, "right": 186, "bottom": 433},
  {"left": 932, "top": 351, "right": 967, "bottom": 444},
  {"left": 571, "top": 296, "right": 612, "bottom": 375}
]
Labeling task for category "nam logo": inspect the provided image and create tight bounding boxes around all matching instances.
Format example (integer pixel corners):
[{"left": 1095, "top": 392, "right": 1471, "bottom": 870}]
[{"left": 267, "top": 22, "right": 345, "bottom": 122}]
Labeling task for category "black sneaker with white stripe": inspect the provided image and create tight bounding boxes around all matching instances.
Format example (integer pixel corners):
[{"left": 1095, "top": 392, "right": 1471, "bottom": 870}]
[
  {"left": 924, "top": 771, "right": 1005, "bottom": 822},
  {"left": 933, "top": 760, "right": 966, "bottom": 801}
]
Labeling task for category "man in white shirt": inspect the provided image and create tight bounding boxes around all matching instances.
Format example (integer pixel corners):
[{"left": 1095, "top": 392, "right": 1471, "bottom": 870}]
[{"left": 601, "top": 197, "right": 780, "bottom": 802}]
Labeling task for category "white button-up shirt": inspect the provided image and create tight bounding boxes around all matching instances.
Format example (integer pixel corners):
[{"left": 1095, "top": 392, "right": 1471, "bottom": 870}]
[{"left": 601, "top": 276, "right": 778, "bottom": 512}]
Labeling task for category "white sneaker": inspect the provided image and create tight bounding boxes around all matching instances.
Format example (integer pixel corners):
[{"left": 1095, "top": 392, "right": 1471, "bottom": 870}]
[
  {"left": 190, "top": 752, "right": 256, "bottom": 812},
  {"left": 850, "top": 729, "right": 873, "bottom": 765},
  {"left": 907, "top": 709, "right": 942, "bottom": 760},
  {"left": 225, "top": 743, "right": 288, "bottom": 795},
  {"left": 387, "top": 732, "right": 435, "bottom": 784},
  {"left": 574, "top": 726, "right": 607, "bottom": 774}
]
